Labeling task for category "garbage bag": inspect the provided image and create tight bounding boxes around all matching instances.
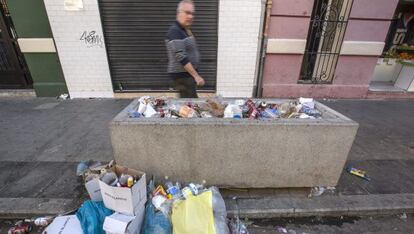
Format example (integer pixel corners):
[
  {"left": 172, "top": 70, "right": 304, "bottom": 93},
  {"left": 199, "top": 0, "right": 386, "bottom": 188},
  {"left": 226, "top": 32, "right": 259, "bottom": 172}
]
[
  {"left": 211, "top": 187, "right": 230, "bottom": 234},
  {"left": 228, "top": 218, "right": 249, "bottom": 234},
  {"left": 141, "top": 202, "right": 172, "bottom": 234},
  {"left": 76, "top": 200, "right": 113, "bottom": 234},
  {"left": 171, "top": 187, "right": 229, "bottom": 234}
]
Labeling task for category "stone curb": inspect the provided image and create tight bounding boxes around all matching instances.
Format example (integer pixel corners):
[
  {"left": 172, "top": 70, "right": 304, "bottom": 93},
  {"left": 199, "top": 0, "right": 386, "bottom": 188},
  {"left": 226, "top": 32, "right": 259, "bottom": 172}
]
[
  {"left": 1, "top": 194, "right": 413, "bottom": 219},
  {"left": 0, "top": 198, "right": 80, "bottom": 219},
  {"left": 0, "top": 90, "right": 36, "bottom": 97},
  {"left": 225, "top": 193, "right": 414, "bottom": 218}
]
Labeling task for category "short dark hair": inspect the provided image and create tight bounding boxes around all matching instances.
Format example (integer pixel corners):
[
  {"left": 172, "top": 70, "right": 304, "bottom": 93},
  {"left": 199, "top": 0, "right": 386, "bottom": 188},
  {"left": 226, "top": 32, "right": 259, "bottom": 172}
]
[{"left": 177, "top": 0, "right": 194, "bottom": 13}]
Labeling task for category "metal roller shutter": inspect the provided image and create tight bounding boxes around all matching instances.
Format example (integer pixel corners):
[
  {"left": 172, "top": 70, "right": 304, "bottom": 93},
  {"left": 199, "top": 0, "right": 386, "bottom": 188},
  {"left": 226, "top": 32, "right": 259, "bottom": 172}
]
[{"left": 98, "top": 0, "right": 218, "bottom": 91}]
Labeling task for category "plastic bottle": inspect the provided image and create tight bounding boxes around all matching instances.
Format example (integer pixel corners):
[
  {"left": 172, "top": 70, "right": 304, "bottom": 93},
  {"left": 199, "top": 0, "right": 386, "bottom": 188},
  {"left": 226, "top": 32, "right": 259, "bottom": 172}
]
[
  {"left": 165, "top": 181, "right": 182, "bottom": 199},
  {"left": 223, "top": 105, "right": 234, "bottom": 118},
  {"left": 127, "top": 176, "right": 134, "bottom": 188},
  {"left": 232, "top": 105, "right": 242, "bottom": 119},
  {"left": 34, "top": 217, "right": 53, "bottom": 226}
]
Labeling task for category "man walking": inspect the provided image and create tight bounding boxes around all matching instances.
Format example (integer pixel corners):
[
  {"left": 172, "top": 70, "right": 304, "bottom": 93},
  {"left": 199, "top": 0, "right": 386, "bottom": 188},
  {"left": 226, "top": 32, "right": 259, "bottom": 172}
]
[{"left": 166, "top": 0, "right": 205, "bottom": 98}]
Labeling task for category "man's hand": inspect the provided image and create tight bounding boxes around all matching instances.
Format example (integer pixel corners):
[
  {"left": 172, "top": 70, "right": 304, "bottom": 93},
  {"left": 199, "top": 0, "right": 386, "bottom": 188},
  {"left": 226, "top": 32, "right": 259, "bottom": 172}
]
[
  {"left": 183, "top": 63, "right": 205, "bottom": 86},
  {"left": 194, "top": 75, "right": 205, "bottom": 87}
]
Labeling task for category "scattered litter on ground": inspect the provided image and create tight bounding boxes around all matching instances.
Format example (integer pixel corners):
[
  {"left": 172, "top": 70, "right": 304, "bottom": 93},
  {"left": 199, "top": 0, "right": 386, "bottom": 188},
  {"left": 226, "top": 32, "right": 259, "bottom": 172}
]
[
  {"left": 126, "top": 96, "right": 322, "bottom": 120},
  {"left": 58, "top": 93, "right": 69, "bottom": 100},
  {"left": 228, "top": 218, "right": 249, "bottom": 234},
  {"left": 43, "top": 215, "right": 82, "bottom": 234},
  {"left": 308, "top": 186, "right": 336, "bottom": 198},
  {"left": 7, "top": 220, "right": 32, "bottom": 234},
  {"left": 276, "top": 226, "right": 288, "bottom": 233},
  {"left": 400, "top": 213, "right": 407, "bottom": 220},
  {"left": 76, "top": 200, "right": 113, "bottom": 234},
  {"left": 345, "top": 166, "right": 371, "bottom": 181},
  {"left": 27, "top": 96, "right": 324, "bottom": 233},
  {"left": 34, "top": 159, "right": 247, "bottom": 233},
  {"left": 32, "top": 217, "right": 53, "bottom": 227}
]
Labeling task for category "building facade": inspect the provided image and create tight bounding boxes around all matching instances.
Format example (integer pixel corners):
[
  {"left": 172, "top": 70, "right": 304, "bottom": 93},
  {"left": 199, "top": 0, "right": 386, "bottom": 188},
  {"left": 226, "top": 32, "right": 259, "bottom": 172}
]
[
  {"left": 261, "top": 0, "right": 401, "bottom": 98},
  {"left": 1, "top": 0, "right": 412, "bottom": 98}
]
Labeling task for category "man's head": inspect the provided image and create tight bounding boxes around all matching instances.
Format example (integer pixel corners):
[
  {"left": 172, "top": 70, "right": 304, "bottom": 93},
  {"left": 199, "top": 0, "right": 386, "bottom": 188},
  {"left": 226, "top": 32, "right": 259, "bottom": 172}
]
[{"left": 176, "top": 0, "right": 194, "bottom": 27}]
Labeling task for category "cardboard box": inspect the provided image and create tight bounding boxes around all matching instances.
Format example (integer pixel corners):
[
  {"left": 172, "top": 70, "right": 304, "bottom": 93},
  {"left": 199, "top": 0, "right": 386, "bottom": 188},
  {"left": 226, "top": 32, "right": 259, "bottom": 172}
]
[
  {"left": 103, "top": 205, "right": 145, "bottom": 234},
  {"left": 85, "top": 178, "right": 103, "bottom": 201},
  {"left": 42, "top": 215, "right": 82, "bottom": 234},
  {"left": 99, "top": 165, "right": 147, "bottom": 216}
]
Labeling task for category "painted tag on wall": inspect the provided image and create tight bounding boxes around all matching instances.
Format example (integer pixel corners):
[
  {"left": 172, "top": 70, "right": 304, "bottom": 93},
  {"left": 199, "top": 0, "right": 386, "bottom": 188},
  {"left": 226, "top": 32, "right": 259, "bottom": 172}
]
[{"left": 80, "top": 31, "right": 104, "bottom": 48}]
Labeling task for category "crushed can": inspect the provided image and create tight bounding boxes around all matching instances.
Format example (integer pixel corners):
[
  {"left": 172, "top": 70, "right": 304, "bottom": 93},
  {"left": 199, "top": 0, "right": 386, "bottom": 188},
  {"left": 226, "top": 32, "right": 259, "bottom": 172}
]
[{"left": 8, "top": 221, "right": 32, "bottom": 234}]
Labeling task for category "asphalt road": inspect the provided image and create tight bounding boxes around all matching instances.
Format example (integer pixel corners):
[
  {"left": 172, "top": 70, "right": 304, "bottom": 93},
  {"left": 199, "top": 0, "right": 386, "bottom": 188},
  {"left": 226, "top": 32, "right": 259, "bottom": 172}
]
[
  {"left": 248, "top": 214, "right": 413, "bottom": 234},
  {"left": 1, "top": 214, "right": 412, "bottom": 233}
]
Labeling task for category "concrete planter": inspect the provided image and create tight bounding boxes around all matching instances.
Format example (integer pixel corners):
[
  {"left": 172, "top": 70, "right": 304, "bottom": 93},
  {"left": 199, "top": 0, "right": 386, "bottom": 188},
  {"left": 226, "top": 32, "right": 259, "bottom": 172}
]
[{"left": 110, "top": 99, "right": 358, "bottom": 188}]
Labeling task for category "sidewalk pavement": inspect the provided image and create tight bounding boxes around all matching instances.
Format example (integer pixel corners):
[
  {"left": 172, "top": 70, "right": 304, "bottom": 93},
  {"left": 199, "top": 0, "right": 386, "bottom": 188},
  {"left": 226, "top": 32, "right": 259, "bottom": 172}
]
[{"left": 0, "top": 97, "right": 413, "bottom": 218}]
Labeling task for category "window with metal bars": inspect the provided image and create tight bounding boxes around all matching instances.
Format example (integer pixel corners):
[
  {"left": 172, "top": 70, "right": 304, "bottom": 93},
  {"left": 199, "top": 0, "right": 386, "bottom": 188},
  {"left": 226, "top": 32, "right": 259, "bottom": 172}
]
[
  {"left": 299, "top": 0, "right": 353, "bottom": 84},
  {"left": 0, "top": 0, "right": 8, "bottom": 15}
]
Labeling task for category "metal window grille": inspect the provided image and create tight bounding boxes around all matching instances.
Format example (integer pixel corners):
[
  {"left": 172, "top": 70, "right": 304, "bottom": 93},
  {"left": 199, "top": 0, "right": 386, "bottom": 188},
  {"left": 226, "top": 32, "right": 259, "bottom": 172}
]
[
  {"left": 0, "top": 0, "right": 8, "bottom": 15},
  {"left": 299, "top": 0, "right": 354, "bottom": 84}
]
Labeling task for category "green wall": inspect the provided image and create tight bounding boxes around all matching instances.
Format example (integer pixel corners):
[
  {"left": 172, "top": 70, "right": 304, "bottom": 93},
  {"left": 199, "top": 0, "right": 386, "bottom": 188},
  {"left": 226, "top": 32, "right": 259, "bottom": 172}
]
[
  {"left": 24, "top": 54, "right": 68, "bottom": 97},
  {"left": 7, "top": 0, "right": 52, "bottom": 38},
  {"left": 7, "top": 0, "right": 68, "bottom": 97}
]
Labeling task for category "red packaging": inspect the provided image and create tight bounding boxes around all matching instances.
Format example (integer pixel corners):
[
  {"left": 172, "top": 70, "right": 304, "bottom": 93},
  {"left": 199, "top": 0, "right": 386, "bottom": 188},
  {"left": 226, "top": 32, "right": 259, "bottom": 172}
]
[
  {"left": 246, "top": 100, "right": 259, "bottom": 119},
  {"left": 8, "top": 222, "right": 32, "bottom": 234}
]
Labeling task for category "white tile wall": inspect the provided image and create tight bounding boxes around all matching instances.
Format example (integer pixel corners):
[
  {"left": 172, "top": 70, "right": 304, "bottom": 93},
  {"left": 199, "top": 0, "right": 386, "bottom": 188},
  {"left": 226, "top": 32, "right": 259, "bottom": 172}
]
[
  {"left": 217, "top": 0, "right": 264, "bottom": 97},
  {"left": 44, "top": 0, "right": 263, "bottom": 98},
  {"left": 43, "top": 0, "right": 114, "bottom": 98}
]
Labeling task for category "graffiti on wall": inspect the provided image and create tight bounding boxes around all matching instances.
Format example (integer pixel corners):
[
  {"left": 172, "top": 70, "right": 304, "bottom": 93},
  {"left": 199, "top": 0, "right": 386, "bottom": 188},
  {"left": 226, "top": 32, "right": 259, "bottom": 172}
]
[{"left": 80, "top": 31, "right": 103, "bottom": 48}]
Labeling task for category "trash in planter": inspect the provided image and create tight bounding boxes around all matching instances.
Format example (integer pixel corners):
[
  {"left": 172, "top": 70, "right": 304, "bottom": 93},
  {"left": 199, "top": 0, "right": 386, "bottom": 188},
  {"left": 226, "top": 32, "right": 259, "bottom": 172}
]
[
  {"left": 245, "top": 100, "right": 259, "bottom": 119},
  {"left": 128, "top": 110, "right": 141, "bottom": 118},
  {"left": 261, "top": 108, "right": 279, "bottom": 119},
  {"left": 206, "top": 98, "right": 226, "bottom": 117},
  {"left": 179, "top": 105, "right": 197, "bottom": 118},
  {"left": 300, "top": 105, "right": 321, "bottom": 118},
  {"left": 345, "top": 166, "right": 371, "bottom": 181},
  {"left": 224, "top": 104, "right": 242, "bottom": 119},
  {"left": 298, "top": 97, "right": 315, "bottom": 109},
  {"left": 8, "top": 220, "right": 32, "bottom": 234},
  {"left": 127, "top": 96, "right": 322, "bottom": 120}
]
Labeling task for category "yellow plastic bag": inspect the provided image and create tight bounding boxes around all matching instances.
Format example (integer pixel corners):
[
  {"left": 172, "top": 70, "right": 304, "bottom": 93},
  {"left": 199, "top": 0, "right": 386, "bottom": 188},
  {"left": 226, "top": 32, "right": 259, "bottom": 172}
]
[{"left": 171, "top": 191, "right": 216, "bottom": 234}]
